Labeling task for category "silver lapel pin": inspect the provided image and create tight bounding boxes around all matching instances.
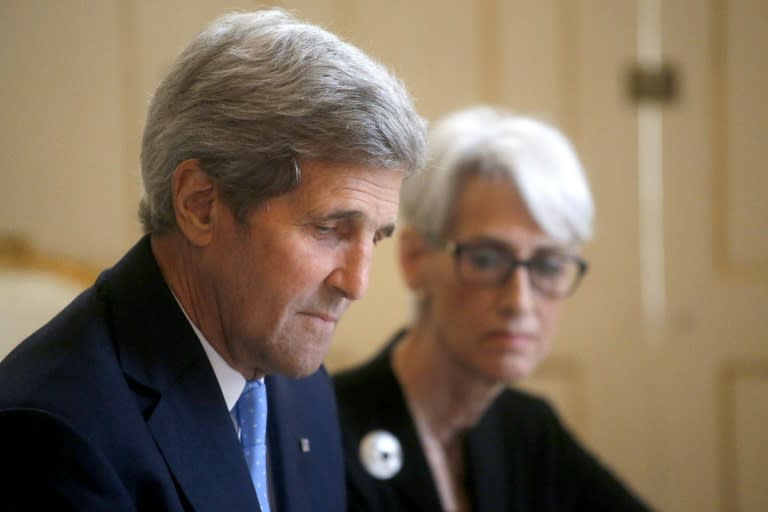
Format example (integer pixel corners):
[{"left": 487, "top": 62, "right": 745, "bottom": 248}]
[{"left": 359, "top": 430, "right": 402, "bottom": 479}]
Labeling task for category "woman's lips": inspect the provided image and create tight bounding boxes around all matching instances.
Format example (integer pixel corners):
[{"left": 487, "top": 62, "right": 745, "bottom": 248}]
[{"left": 485, "top": 329, "right": 536, "bottom": 350}]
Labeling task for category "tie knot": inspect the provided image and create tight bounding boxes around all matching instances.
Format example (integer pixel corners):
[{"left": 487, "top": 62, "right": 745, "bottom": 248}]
[{"left": 244, "top": 379, "right": 263, "bottom": 394}]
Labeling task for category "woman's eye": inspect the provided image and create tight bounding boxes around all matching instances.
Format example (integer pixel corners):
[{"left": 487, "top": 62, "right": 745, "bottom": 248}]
[
  {"left": 468, "top": 249, "right": 503, "bottom": 269},
  {"left": 531, "top": 256, "right": 565, "bottom": 276}
]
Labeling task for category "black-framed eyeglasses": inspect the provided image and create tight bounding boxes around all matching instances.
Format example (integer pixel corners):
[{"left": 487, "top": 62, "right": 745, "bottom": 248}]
[{"left": 443, "top": 241, "right": 588, "bottom": 299}]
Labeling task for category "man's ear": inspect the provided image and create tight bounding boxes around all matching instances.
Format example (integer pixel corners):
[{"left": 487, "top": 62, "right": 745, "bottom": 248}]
[
  {"left": 172, "top": 159, "right": 216, "bottom": 247},
  {"left": 398, "top": 227, "right": 432, "bottom": 291}
]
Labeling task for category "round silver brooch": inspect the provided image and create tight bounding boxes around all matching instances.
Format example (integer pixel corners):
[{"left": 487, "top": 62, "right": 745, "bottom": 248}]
[{"left": 358, "top": 429, "right": 403, "bottom": 480}]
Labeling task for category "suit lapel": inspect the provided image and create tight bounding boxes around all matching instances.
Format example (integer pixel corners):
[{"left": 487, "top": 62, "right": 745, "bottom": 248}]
[
  {"left": 466, "top": 402, "right": 510, "bottom": 511},
  {"left": 264, "top": 374, "right": 310, "bottom": 512},
  {"left": 265, "top": 369, "right": 345, "bottom": 512},
  {"left": 102, "top": 237, "right": 261, "bottom": 511},
  {"left": 387, "top": 405, "right": 443, "bottom": 509},
  {"left": 147, "top": 359, "right": 261, "bottom": 511},
  {"left": 368, "top": 341, "right": 444, "bottom": 509}
]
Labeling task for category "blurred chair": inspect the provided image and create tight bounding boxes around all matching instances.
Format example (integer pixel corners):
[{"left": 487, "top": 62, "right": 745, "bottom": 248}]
[{"left": 0, "top": 235, "right": 97, "bottom": 359}]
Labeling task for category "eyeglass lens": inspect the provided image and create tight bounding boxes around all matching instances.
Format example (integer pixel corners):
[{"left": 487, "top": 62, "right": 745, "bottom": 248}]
[{"left": 454, "top": 243, "right": 585, "bottom": 297}]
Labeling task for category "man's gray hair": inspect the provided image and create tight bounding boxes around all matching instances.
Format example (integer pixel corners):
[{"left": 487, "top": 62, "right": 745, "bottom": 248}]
[{"left": 139, "top": 9, "right": 426, "bottom": 234}]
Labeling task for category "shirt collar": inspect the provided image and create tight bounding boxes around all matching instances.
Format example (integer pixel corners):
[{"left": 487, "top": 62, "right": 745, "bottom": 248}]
[
  {"left": 190, "top": 320, "right": 246, "bottom": 413},
  {"left": 168, "top": 287, "right": 248, "bottom": 412}
]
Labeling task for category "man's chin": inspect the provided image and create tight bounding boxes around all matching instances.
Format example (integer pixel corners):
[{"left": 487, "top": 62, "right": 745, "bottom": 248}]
[{"left": 280, "top": 346, "right": 331, "bottom": 379}]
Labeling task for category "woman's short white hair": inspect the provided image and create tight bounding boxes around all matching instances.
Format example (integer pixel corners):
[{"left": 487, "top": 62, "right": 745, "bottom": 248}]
[{"left": 400, "top": 106, "right": 594, "bottom": 245}]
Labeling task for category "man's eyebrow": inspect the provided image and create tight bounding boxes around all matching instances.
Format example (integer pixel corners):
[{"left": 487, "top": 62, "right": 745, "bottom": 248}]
[
  {"left": 313, "top": 209, "right": 397, "bottom": 239},
  {"left": 310, "top": 209, "right": 365, "bottom": 226},
  {"left": 316, "top": 209, "right": 362, "bottom": 221}
]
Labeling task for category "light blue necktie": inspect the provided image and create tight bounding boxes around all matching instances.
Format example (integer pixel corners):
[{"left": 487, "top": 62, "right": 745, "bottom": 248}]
[{"left": 236, "top": 380, "right": 271, "bottom": 512}]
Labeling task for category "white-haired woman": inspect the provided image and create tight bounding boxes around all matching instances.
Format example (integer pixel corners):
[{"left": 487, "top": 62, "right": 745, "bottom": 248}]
[{"left": 335, "top": 106, "right": 651, "bottom": 511}]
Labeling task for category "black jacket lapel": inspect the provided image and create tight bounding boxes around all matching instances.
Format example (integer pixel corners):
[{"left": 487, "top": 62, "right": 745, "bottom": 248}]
[{"left": 102, "top": 237, "right": 261, "bottom": 511}]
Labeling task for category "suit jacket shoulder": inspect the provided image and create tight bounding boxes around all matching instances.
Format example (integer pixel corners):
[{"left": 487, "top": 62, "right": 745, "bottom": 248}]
[
  {"left": 0, "top": 237, "right": 257, "bottom": 510},
  {"left": 0, "top": 237, "right": 347, "bottom": 511}
]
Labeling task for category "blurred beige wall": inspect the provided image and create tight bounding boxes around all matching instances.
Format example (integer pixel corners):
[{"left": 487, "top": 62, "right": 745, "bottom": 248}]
[
  {"left": 0, "top": 0, "right": 571, "bottom": 368},
  {"left": 2, "top": 2, "right": 766, "bottom": 510}
]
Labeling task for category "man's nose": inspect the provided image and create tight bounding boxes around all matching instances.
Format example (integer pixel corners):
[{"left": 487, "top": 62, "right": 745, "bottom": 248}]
[{"left": 327, "top": 241, "right": 372, "bottom": 300}]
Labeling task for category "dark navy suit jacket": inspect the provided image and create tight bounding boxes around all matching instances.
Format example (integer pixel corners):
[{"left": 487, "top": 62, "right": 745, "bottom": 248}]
[{"left": 0, "top": 236, "right": 346, "bottom": 511}]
